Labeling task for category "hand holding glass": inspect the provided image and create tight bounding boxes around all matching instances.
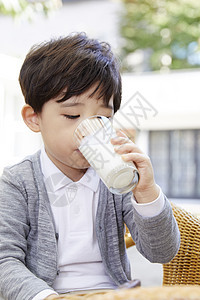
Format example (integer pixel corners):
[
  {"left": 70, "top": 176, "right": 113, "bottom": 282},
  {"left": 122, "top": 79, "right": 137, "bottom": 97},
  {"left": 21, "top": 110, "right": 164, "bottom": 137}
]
[{"left": 73, "top": 116, "right": 139, "bottom": 195}]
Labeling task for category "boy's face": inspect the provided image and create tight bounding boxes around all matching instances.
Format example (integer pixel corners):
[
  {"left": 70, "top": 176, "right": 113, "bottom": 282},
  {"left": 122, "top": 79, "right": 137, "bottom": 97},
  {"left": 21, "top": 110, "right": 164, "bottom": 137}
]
[{"left": 37, "top": 85, "right": 114, "bottom": 180}]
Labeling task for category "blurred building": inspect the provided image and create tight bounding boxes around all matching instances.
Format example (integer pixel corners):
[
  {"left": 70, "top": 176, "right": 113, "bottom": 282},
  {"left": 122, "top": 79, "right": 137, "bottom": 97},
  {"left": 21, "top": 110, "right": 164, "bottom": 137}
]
[{"left": 113, "top": 70, "right": 200, "bottom": 213}]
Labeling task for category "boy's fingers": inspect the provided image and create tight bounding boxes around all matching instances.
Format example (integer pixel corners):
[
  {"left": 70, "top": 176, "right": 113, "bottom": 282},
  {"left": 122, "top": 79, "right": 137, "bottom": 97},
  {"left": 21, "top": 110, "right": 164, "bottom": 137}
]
[
  {"left": 121, "top": 152, "right": 151, "bottom": 166},
  {"left": 111, "top": 136, "right": 131, "bottom": 145},
  {"left": 116, "top": 129, "right": 128, "bottom": 137},
  {"left": 111, "top": 130, "right": 131, "bottom": 145},
  {"left": 114, "top": 143, "right": 143, "bottom": 154}
]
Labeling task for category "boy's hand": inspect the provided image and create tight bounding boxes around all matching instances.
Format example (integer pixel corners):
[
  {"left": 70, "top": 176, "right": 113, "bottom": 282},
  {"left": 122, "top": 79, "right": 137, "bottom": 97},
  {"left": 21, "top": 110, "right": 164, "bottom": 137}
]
[{"left": 111, "top": 130, "right": 160, "bottom": 204}]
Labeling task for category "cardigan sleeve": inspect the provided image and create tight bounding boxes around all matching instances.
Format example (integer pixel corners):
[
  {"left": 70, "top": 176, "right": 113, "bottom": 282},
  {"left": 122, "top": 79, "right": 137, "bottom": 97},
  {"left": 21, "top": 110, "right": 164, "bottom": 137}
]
[
  {"left": 122, "top": 192, "right": 180, "bottom": 264},
  {"left": 0, "top": 167, "right": 55, "bottom": 300}
]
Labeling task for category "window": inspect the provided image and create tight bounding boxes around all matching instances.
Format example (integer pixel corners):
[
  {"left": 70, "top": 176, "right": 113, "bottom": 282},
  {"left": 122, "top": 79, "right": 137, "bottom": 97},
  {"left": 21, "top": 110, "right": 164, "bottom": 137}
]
[{"left": 149, "top": 130, "right": 200, "bottom": 199}]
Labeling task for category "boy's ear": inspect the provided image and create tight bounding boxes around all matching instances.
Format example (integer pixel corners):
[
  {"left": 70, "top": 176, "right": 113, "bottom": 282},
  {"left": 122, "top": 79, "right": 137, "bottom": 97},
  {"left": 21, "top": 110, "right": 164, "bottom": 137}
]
[{"left": 21, "top": 104, "right": 41, "bottom": 133}]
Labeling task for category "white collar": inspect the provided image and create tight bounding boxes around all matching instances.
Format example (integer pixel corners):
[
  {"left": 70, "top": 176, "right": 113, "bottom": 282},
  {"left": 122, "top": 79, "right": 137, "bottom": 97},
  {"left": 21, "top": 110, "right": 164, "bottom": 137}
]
[{"left": 40, "top": 146, "right": 100, "bottom": 193}]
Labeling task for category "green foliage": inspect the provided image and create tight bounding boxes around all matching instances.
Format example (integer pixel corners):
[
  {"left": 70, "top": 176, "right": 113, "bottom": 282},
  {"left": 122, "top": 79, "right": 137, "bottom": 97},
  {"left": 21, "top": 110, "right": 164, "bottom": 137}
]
[
  {"left": 120, "top": 0, "right": 200, "bottom": 71},
  {"left": 0, "top": 0, "right": 61, "bottom": 18}
]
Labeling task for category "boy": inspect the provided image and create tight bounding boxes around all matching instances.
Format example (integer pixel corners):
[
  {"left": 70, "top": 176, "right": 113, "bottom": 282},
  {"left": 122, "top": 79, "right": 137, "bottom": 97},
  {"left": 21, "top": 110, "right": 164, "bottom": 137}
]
[{"left": 0, "top": 33, "right": 180, "bottom": 300}]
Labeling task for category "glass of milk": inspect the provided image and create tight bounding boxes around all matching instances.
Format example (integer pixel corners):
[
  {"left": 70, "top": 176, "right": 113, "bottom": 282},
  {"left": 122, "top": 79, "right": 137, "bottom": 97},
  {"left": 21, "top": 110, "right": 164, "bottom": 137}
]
[{"left": 73, "top": 115, "right": 139, "bottom": 195}]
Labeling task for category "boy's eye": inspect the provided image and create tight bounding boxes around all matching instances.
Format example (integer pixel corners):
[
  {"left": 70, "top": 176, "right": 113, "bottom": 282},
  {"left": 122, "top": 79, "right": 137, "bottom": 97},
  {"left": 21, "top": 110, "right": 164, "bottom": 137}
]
[{"left": 63, "top": 115, "right": 80, "bottom": 119}]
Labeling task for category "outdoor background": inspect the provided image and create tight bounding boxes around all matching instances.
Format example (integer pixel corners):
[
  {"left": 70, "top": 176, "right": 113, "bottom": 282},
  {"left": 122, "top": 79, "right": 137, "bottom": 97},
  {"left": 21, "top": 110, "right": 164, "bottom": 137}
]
[{"left": 0, "top": 0, "right": 200, "bottom": 287}]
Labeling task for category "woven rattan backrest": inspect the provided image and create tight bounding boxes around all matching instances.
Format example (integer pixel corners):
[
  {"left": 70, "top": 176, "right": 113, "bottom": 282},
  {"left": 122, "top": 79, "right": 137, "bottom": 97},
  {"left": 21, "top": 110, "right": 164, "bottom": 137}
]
[
  {"left": 125, "top": 203, "right": 200, "bottom": 285},
  {"left": 163, "top": 202, "right": 200, "bottom": 285},
  {"left": 125, "top": 225, "right": 135, "bottom": 248}
]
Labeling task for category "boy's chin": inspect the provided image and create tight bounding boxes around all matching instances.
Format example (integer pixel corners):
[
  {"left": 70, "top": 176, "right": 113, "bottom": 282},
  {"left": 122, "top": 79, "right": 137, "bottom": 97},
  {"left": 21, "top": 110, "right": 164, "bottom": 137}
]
[{"left": 73, "top": 160, "right": 90, "bottom": 170}]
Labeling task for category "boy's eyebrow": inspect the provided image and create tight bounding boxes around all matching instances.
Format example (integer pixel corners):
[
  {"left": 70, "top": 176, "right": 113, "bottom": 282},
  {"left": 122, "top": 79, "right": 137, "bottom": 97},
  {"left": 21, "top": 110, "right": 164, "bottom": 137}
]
[
  {"left": 59, "top": 102, "right": 113, "bottom": 109},
  {"left": 59, "top": 102, "right": 84, "bottom": 107}
]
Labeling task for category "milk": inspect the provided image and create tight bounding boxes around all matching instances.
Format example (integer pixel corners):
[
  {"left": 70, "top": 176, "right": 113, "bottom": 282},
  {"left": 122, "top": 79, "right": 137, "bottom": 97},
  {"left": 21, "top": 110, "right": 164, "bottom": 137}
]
[{"left": 79, "top": 134, "right": 139, "bottom": 194}]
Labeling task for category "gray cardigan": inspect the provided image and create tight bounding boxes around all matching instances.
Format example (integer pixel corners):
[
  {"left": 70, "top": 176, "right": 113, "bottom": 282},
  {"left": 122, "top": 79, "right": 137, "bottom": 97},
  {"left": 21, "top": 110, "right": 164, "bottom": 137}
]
[{"left": 0, "top": 151, "right": 180, "bottom": 300}]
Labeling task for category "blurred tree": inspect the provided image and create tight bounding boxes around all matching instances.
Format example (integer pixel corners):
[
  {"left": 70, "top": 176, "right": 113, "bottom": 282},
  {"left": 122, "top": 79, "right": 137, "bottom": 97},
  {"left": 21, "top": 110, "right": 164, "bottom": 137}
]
[
  {"left": 120, "top": 0, "right": 200, "bottom": 72},
  {"left": 0, "top": 0, "right": 62, "bottom": 18}
]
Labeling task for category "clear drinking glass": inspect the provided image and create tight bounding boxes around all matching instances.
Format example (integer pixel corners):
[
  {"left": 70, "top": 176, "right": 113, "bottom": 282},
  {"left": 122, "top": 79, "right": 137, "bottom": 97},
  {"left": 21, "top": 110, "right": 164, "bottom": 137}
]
[{"left": 73, "top": 115, "right": 139, "bottom": 195}]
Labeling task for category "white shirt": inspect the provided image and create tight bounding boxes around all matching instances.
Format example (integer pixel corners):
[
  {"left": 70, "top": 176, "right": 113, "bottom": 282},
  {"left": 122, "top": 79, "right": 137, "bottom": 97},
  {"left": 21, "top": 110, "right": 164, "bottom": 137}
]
[{"left": 32, "top": 147, "right": 164, "bottom": 299}]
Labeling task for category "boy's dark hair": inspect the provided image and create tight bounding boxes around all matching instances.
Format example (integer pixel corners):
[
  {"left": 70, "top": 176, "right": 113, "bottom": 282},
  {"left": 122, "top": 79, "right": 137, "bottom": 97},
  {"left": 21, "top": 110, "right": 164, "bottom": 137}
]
[{"left": 19, "top": 33, "right": 121, "bottom": 113}]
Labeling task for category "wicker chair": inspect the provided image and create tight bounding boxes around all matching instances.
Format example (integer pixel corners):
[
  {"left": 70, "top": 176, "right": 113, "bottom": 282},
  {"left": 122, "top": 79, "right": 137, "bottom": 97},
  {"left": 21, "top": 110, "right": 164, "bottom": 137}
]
[
  {"left": 125, "top": 202, "right": 200, "bottom": 285},
  {"left": 163, "top": 202, "right": 200, "bottom": 285}
]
